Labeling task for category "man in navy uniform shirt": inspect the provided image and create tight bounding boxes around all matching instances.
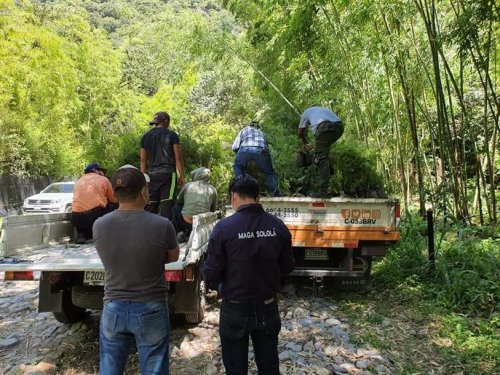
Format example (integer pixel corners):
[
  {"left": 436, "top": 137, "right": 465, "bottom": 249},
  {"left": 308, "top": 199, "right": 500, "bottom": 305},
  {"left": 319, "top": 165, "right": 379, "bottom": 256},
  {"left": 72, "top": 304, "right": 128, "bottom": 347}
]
[{"left": 204, "top": 175, "right": 295, "bottom": 375}]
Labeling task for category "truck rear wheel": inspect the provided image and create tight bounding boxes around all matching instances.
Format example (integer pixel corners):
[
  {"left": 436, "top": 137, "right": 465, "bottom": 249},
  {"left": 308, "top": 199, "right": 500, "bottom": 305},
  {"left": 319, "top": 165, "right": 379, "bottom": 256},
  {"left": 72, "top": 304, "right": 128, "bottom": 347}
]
[
  {"left": 184, "top": 278, "right": 206, "bottom": 324},
  {"left": 72, "top": 285, "right": 104, "bottom": 310},
  {"left": 52, "top": 289, "right": 86, "bottom": 324}
]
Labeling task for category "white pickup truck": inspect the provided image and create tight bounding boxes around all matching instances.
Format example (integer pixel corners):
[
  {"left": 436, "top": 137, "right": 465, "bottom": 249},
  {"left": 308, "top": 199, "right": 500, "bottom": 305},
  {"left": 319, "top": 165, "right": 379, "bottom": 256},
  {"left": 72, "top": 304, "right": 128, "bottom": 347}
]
[
  {"left": 258, "top": 197, "right": 400, "bottom": 288},
  {"left": 0, "top": 211, "right": 219, "bottom": 324}
]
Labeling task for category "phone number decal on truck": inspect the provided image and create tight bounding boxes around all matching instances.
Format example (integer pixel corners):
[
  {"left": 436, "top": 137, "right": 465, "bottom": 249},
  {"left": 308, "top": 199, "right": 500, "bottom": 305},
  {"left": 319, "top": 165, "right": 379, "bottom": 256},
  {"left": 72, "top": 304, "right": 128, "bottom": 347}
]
[{"left": 265, "top": 207, "right": 299, "bottom": 218}]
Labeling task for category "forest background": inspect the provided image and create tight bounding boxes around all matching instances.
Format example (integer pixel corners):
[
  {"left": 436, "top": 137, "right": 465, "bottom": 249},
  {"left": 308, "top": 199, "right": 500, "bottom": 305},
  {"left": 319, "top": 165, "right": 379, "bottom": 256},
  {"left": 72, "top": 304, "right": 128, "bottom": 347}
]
[{"left": 0, "top": 0, "right": 498, "bottom": 373}]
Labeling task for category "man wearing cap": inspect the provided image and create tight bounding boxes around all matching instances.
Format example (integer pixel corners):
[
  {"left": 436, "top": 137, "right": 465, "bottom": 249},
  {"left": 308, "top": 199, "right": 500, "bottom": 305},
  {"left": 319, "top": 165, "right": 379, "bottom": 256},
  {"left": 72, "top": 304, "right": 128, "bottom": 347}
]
[
  {"left": 93, "top": 165, "right": 179, "bottom": 375},
  {"left": 71, "top": 162, "right": 118, "bottom": 244},
  {"left": 232, "top": 121, "right": 281, "bottom": 197},
  {"left": 204, "top": 175, "right": 294, "bottom": 375},
  {"left": 173, "top": 166, "right": 218, "bottom": 242},
  {"left": 298, "top": 105, "right": 344, "bottom": 198},
  {"left": 140, "top": 111, "right": 186, "bottom": 220}
]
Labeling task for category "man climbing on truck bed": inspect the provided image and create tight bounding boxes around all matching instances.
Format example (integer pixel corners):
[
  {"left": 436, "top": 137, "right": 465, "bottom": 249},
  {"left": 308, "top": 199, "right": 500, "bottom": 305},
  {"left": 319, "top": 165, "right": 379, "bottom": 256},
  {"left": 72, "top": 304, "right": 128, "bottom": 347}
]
[
  {"left": 298, "top": 105, "right": 344, "bottom": 198},
  {"left": 173, "top": 166, "right": 217, "bottom": 242}
]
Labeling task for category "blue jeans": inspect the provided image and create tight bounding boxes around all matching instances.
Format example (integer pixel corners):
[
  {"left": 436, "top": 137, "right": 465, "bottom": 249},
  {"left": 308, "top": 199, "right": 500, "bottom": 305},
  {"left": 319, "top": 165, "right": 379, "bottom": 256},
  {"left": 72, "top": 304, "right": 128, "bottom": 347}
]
[
  {"left": 99, "top": 300, "right": 170, "bottom": 375},
  {"left": 219, "top": 299, "right": 281, "bottom": 375},
  {"left": 233, "top": 147, "right": 280, "bottom": 196}
]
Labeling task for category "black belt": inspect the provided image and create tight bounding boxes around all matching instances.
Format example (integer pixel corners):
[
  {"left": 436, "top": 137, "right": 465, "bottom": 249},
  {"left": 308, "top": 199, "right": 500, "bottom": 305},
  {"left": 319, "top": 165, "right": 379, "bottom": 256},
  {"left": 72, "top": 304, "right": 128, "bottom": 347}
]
[{"left": 224, "top": 297, "right": 275, "bottom": 305}]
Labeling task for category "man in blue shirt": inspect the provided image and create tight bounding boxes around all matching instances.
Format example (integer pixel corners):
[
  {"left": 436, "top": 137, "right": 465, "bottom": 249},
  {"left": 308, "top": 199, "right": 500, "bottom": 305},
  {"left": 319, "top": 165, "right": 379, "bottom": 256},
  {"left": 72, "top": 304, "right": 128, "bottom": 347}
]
[
  {"left": 204, "top": 175, "right": 294, "bottom": 375},
  {"left": 298, "top": 106, "right": 344, "bottom": 198},
  {"left": 232, "top": 121, "right": 281, "bottom": 196}
]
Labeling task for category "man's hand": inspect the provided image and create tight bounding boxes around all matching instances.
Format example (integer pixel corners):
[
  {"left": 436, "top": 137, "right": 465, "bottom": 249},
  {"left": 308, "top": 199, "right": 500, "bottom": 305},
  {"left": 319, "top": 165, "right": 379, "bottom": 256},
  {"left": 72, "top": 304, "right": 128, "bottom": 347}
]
[
  {"left": 178, "top": 176, "right": 185, "bottom": 186},
  {"left": 303, "top": 143, "right": 314, "bottom": 152}
]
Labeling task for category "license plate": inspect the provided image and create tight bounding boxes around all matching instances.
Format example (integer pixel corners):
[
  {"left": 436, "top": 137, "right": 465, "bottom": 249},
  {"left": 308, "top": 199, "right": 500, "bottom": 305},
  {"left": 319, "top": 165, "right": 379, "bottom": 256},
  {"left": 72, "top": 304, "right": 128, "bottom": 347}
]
[
  {"left": 304, "top": 248, "right": 328, "bottom": 260},
  {"left": 84, "top": 271, "right": 105, "bottom": 285}
]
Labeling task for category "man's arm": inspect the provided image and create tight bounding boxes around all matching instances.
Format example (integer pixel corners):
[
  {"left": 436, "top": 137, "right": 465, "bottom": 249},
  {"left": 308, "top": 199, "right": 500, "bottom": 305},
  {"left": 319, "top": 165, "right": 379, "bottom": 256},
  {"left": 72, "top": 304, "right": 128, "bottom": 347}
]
[
  {"left": 140, "top": 148, "right": 148, "bottom": 173},
  {"left": 231, "top": 130, "right": 242, "bottom": 153},
  {"left": 177, "top": 185, "right": 186, "bottom": 205},
  {"left": 278, "top": 226, "right": 295, "bottom": 275},
  {"left": 173, "top": 144, "right": 186, "bottom": 186},
  {"left": 166, "top": 246, "right": 180, "bottom": 263},
  {"left": 298, "top": 127, "right": 307, "bottom": 145},
  {"left": 203, "top": 225, "right": 225, "bottom": 290},
  {"left": 104, "top": 179, "right": 118, "bottom": 204},
  {"left": 210, "top": 189, "right": 218, "bottom": 212}
]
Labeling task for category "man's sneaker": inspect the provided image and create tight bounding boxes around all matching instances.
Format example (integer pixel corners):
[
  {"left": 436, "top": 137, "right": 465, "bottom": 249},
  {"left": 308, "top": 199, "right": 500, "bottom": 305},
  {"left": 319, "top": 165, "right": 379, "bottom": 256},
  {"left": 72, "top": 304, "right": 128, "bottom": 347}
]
[
  {"left": 76, "top": 234, "right": 87, "bottom": 244},
  {"left": 177, "top": 231, "right": 188, "bottom": 243},
  {"left": 309, "top": 191, "right": 329, "bottom": 198}
]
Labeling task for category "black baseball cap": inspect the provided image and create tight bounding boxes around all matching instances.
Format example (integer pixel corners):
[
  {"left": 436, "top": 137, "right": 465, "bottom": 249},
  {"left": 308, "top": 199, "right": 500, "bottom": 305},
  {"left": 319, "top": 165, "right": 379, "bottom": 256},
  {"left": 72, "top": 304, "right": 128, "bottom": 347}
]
[
  {"left": 112, "top": 165, "right": 149, "bottom": 195},
  {"left": 149, "top": 111, "right": 170, "bottom": 125},
  {"left": 84, "top": 162, "right": 106, "bottom": 174}
]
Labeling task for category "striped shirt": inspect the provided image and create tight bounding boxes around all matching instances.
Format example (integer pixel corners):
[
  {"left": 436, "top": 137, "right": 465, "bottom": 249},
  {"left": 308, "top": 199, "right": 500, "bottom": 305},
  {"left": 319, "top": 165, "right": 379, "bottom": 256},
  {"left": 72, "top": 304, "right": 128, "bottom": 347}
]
[{"left": 232, "top": 126, "right": 267, "bottom": 151}]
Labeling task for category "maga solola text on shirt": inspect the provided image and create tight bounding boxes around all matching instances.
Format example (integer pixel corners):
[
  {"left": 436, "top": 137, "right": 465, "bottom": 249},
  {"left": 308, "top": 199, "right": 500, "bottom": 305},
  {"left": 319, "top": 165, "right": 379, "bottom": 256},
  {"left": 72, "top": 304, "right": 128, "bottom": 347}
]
[{"left": 238, "top": 228, "right": 277, "bottom": 239}]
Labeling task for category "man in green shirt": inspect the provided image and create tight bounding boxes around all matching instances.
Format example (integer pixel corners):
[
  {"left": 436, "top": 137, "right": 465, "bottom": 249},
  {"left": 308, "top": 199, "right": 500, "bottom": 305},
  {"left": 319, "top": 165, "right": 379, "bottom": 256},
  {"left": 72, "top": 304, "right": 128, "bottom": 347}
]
[{"left": 173, "top": 167, "right": 217, "bottom": 241}]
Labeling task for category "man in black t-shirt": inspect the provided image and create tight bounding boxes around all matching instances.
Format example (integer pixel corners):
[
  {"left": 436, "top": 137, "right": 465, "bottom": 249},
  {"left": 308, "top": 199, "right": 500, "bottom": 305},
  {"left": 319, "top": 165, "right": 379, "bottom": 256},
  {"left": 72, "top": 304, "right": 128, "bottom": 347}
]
[{"left": 140, "top": 111, "right": 186, "bottom": 220}]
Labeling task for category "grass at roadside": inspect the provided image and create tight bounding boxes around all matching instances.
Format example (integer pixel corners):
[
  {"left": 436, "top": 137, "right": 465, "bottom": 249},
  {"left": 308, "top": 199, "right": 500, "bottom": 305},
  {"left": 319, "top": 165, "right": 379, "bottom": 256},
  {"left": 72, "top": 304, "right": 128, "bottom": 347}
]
[
  {"left": 330, "top": 214, "right": 499, "bottom": 375},
  {"left": 330, "top": 284, "right": 498, "bottom": 375}
]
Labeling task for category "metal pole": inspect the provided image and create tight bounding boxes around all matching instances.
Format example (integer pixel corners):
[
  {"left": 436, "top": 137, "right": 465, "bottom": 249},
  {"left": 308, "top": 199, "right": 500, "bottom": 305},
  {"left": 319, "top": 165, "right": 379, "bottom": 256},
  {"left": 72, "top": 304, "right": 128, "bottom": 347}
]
[{"left": 427, "top": 209, "right": 435, "bottom": 271}]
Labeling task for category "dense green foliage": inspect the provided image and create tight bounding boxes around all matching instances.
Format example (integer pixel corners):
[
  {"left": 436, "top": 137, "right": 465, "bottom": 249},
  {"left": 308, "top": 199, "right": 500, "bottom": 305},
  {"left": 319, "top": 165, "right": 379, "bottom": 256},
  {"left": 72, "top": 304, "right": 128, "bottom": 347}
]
[
  {"left": 223, "top": 0, "right": 499, "bottom": 224},
  {"left": 0, "top": 0, "right": 260, "bottom": 187},
  {"left": 372, "top": 215, "right": 499, "bottom": 373},
  {"left": 1, "top": 0, "right": 497, "bottom": 223}
]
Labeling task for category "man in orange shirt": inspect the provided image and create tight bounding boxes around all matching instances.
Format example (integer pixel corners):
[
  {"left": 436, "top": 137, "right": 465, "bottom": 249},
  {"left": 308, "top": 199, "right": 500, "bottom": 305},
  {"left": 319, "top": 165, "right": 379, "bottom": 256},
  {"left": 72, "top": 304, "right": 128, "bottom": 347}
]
[{"left": 72, "top": 163, "right": 118, "bottom": 244}]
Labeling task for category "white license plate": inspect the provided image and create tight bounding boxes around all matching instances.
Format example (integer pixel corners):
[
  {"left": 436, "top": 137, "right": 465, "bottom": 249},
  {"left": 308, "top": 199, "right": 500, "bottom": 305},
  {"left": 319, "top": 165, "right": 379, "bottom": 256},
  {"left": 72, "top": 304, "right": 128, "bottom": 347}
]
[
  {"left": 84, "top": 271, "right": 105, "bottom": 285},
  {"left": 304, "top": 248, "right": 329, "bottom": 260}
]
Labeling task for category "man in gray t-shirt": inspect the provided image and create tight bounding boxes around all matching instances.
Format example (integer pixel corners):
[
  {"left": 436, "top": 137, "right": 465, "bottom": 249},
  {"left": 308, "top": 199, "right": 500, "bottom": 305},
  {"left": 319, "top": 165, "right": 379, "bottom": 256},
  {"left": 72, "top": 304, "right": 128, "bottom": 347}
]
[
  {"left": 298, "top": 106, "right": 344, "bottom": 197},
  {"left": 94, "top": 164, "right": 179, "bottom": 375}
]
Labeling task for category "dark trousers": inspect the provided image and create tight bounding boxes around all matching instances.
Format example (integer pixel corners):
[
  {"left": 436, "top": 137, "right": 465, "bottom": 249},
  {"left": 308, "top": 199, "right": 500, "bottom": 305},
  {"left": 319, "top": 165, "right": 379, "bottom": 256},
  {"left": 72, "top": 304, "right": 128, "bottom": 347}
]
[
  {"left": 145, "top": 171, "right": 177, "bottom": 220},
  {"left": 314, "top": 121, "right": 344, "bottom": 192},
  {"left": 71, "top": 205, "right": 115, "bottom": 239},
  {"left": 219, "top": 299, "right": 281, "bottom": 375},
  {"left": 173, "top": 203, "right": 192, "bottom": 235}
]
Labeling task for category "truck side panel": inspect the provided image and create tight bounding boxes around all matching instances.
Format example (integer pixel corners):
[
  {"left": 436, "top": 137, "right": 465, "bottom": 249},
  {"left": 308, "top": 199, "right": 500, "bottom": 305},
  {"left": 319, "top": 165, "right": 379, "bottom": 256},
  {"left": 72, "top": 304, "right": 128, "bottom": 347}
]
[{"left": 1, "top": 213, "right": 73, "bottom": 257}]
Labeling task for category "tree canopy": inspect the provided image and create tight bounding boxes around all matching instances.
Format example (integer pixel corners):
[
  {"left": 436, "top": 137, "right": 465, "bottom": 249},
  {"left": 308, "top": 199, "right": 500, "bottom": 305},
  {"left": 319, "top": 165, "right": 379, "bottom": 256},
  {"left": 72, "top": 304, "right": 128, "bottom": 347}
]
[{"left": 0, "top": 0, "right": 498, "bottom": 224}]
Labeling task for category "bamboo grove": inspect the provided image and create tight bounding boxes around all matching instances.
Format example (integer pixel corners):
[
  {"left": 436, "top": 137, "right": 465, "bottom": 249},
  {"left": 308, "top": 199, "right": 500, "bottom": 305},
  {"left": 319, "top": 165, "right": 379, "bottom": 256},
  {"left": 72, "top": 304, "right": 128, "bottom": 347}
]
[
  {"left": 223, "top": 0, "right": 499, "bottom": 224},
  {"left": 0, "top": 0, "right": 498, "bottom": 224}
]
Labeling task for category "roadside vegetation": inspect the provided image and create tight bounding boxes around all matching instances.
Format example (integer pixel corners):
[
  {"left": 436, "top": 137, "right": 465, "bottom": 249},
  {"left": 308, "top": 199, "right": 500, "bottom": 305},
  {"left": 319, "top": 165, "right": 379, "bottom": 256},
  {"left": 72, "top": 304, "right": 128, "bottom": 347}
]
[{"left": 333, "top": 213, "right": 499, "bottom": 374}]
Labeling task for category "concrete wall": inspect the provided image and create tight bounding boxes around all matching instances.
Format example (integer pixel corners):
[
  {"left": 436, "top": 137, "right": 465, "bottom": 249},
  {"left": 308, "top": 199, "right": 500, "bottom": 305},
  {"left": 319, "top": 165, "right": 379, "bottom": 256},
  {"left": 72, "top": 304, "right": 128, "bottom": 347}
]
[{"left": 0, "top": 176, "right": 58, "bottom": 215}]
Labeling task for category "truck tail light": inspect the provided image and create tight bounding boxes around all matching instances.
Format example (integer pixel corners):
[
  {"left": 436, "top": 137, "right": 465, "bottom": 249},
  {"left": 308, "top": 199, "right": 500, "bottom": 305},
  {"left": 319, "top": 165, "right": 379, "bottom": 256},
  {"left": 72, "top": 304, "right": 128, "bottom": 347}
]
[
  {"left": 395, "top": 201, "right": 401, "bottom": 218},
  {"left": 4, "top": 271, "right": 34, "bottom": 281},
  {"left": 184, "top": 265, "right": 195, "bottom": 281},
  {"left": 165, "top": 270, "right": 183, "bottom": 282}
]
